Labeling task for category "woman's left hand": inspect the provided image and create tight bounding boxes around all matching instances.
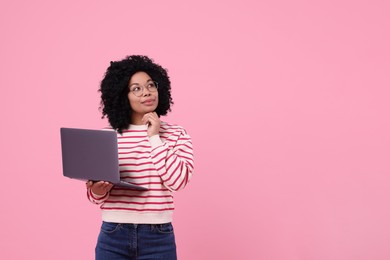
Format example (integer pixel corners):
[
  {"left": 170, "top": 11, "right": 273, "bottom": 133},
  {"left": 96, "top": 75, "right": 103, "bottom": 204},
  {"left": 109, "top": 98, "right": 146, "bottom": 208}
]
[{"left": 142, "top": 112, "right": 161, "bottom": 137}]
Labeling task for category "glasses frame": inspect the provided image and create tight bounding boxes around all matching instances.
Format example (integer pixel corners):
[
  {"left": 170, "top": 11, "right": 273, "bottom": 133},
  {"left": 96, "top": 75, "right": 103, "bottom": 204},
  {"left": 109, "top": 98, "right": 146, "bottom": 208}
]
[{"left": 129, "top": 81, "right": 159, "bottom": 97}]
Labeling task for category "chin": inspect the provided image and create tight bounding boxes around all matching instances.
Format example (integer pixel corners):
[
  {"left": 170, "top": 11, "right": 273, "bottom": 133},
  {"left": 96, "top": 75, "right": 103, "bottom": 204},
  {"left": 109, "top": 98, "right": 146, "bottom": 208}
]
[{"left": 144, "top": 108, "right": 157, "bottom": 113}]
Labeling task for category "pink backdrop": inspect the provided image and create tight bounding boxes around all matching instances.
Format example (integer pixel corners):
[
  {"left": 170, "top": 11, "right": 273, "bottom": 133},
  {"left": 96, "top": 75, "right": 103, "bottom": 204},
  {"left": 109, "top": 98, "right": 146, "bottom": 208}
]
[{"left": 1, "top": 0, "right": 389, "bottom": 259}]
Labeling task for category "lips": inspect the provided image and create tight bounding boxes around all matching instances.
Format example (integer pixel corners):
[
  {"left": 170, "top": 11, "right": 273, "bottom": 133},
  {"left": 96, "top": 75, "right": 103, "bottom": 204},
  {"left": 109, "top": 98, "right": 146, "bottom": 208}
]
[{"left": 142, "top": 99, "right": 155, "bottom": 104}]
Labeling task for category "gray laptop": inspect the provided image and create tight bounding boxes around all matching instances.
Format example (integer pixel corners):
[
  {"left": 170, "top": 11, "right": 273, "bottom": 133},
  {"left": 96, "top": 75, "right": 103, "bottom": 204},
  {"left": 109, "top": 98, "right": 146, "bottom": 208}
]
[{"left": 60, "top": 127, "right": 148, "bottom": 191}]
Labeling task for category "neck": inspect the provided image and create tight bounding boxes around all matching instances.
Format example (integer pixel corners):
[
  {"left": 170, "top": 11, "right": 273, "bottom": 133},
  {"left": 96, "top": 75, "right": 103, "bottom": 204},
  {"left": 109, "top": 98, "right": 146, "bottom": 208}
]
[{"left": 131, "top": 113, "right": 144, "bottom": 125}]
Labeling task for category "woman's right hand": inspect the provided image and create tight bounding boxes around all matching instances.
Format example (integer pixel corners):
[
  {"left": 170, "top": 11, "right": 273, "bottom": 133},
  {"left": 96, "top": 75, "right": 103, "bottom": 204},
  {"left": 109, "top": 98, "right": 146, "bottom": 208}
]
[{"left": 86, "top": 181, "right": 113, "bottom": 196}]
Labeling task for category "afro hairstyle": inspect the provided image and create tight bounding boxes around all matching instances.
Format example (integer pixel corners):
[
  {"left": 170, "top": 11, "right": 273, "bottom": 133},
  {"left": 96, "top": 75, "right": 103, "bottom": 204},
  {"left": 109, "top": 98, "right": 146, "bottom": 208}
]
[{"left": 99, "top": 55, "right": 173, "bottom": 134}]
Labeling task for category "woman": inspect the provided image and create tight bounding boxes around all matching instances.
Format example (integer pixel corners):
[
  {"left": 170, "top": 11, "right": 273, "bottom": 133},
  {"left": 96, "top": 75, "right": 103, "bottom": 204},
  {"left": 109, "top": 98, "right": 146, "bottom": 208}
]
[{"left": 86, "top": 55, "right": 194, "bottom": 260}]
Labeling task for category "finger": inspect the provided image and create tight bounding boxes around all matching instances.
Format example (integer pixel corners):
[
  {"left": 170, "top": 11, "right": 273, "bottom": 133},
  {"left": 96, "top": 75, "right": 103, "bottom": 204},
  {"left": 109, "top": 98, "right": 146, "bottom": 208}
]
[
  {"left": 142, "top": 114, "right": 150, "bottom": 125},
  {"left": 146, "top": 112, "right": 156, "bottom": 121},
  {"left": 94, "top": 181, "right": 105, "bottom": 188},
  {"left": 102, "top": 182, "right": 111, "bottom": 188},
  {"left": 147, "top": 114, "right": 158, "bottom": 123},
  {"left": 103, "top": 186, "right": 112, "bottom": 192},
  {"left": 143, "top": 112, "right": 153, "bottom": 118},
  {"left": 148, "top": 118, "right": 160, "bottom": 128},
  {"left": 148, "top": 116, "right": 157, "bottom": 123},
  {"left": 152, "top": 112, "right": 160, "bottom": 122},
  {"left": 145, "top": 118, "right": 154, "bottom": 127},
  {"left": 87, "top": 181, "right": 95, "bottom": 188}
]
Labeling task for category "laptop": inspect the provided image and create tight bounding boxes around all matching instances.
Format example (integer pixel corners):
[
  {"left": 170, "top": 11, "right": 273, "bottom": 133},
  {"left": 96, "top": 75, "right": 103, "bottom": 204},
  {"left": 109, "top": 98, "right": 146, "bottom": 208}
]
[{"left": 60, "top": 127, "right": 148, "bottom": 191}]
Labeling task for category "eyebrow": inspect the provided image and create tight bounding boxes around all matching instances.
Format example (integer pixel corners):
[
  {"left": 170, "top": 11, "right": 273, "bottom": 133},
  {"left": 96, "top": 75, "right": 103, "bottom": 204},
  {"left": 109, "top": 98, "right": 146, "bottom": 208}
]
[{"left": 129, "top": 79, "right": 153, "bottom": 86}]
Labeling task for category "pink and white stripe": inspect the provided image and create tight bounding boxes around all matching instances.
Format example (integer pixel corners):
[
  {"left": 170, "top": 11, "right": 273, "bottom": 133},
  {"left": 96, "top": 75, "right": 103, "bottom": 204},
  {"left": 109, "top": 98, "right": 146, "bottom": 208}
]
[{"left": 87, "top": 122, "right": 194, "bottom": 224}]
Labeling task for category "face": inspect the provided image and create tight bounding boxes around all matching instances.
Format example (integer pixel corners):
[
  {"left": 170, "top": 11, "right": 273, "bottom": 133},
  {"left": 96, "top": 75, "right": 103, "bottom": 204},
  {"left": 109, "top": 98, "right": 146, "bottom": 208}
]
[{"left": 128, "top": 71, "right": 159, "bottom": 116}]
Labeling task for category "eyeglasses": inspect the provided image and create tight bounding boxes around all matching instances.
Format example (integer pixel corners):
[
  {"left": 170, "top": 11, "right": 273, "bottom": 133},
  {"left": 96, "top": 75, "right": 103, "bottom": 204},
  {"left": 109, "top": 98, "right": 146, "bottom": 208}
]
[{"left": 129, "top": 81, "right": 159, "bottom": 97}]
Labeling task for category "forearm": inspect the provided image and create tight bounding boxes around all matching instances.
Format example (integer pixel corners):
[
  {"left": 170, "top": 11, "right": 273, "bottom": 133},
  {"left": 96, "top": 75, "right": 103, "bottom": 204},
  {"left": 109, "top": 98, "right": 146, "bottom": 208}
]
[
  {"left": 149, "top": 134, "right": 194, "bottom": 191},
  {"left": 87, "top": 188, "right": 109, "bottom": 204}
]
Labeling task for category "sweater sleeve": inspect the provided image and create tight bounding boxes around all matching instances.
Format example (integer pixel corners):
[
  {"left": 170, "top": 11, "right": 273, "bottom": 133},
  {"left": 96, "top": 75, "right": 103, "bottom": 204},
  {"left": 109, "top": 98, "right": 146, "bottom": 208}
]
[
  {"left": 149, "top": 129, "right": 194, "bottom": 192},
  {"left": 87, "top": 187, "right": 109, "bottom": 204}
]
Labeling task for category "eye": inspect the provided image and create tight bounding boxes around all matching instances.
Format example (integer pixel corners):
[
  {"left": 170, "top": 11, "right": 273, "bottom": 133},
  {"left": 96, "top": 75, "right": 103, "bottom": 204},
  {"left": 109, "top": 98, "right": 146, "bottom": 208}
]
[
  {"left": 148, "top": 82, "right": 157, "bottom": 89},
  {"left": 131, "top": 86, "right": 141, "bottom": 92}
]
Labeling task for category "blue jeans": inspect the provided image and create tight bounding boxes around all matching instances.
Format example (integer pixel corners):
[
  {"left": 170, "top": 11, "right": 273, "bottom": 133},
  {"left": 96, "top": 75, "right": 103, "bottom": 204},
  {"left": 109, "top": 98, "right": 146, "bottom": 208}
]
[{"left": 95, "top": 222, "right": 177, "bottom": 260}]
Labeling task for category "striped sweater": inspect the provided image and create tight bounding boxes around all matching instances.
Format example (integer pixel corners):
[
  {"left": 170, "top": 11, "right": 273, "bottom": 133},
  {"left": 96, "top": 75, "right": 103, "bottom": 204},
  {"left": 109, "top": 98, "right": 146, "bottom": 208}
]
[{"left": 87, "top": 121, "right": 194, "bottom": 224}]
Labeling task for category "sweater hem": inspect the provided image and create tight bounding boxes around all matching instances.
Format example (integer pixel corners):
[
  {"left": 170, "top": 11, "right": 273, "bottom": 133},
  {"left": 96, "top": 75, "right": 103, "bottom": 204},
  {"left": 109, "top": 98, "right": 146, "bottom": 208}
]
[{"left": 101, "top": 210, "right": 173, "bottom": 224}]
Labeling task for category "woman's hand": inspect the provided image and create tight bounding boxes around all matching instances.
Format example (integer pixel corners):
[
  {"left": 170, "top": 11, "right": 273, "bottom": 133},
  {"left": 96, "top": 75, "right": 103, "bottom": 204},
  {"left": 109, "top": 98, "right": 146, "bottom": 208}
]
[
  {"left": 142, "top": 112, "right": 161, "bottom": 137},
  {"left": 86, "top": 181, "right": 113, "bottom": 196}
]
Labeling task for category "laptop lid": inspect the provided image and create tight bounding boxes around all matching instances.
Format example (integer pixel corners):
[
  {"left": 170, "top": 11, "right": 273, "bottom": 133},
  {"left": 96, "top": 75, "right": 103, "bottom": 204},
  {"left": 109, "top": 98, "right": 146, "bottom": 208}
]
[{"left": 61, "top": 127, "right": 121, "bottom": 183}]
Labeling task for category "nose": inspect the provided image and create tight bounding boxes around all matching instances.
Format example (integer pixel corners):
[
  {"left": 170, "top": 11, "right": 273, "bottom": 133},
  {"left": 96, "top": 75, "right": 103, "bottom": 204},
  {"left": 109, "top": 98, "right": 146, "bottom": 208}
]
[{"left": 142, "top": 88, "right": 151, "bottom": 96}]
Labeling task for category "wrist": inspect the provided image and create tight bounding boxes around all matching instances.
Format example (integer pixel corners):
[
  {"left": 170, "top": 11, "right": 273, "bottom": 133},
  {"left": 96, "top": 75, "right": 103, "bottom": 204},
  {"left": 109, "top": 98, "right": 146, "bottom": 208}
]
[
  {"left": 89, "top": 189, "right": 107, "bottom": 200},
  {"left": 91, "top": 188, "right": 107, "bottom": 196},
  {"left": 148, "top": 128, "right": 159, "bottom": 137},
  {"left": 149, "top": 134, "right": 164, "bottom": 148}
]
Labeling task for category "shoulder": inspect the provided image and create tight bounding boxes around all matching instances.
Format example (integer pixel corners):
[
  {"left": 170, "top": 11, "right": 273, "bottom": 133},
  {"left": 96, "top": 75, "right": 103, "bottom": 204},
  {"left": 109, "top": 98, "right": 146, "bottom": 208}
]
[
  {"left": 160, "top": 121, "right": 191, "bottom": 144},
  {"left": 101, "top": 126, "right": 115, "bottom": 132},
  {"left": 160, "top": 121, "right": 187, "bottom": 134},
  {"left": 160, "top": 122, "right": 192, "bottom": 149}
]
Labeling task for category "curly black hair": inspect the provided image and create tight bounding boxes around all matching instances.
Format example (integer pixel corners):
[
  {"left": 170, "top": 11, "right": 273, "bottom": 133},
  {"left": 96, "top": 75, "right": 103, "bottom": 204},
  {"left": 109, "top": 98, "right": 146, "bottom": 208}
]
[{"left": 99, "top": 55, "right": 173, "bottom": 134}]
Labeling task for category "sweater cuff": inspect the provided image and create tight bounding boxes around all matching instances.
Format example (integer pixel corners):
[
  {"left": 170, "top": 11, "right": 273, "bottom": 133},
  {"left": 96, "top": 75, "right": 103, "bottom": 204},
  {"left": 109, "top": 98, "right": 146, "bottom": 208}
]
[
  {"left": 149, "top": 134, "right": 164, "bottom": 148},
  {"left": 90, "top": 189, "right": 107, "bottom": 200}
]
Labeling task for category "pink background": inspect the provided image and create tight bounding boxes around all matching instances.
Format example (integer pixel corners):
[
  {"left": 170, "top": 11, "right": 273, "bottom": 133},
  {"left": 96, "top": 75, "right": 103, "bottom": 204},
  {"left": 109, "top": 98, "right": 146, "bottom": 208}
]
[{"left": 1, "top": 0, "right": 389, "bottom": 259}]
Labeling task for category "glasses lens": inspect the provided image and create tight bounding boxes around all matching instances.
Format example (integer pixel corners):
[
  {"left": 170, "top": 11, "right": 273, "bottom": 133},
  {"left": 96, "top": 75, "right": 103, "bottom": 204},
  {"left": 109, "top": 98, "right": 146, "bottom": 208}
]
[
  {"left": 148, "top": 82, "right": 158, "bottom": 91},
  {"left": 130, "top": 86, "right": 142, "bottom": 97},
  {"left": 130, "top": 82, "right": 158, "bottom": 97}
]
